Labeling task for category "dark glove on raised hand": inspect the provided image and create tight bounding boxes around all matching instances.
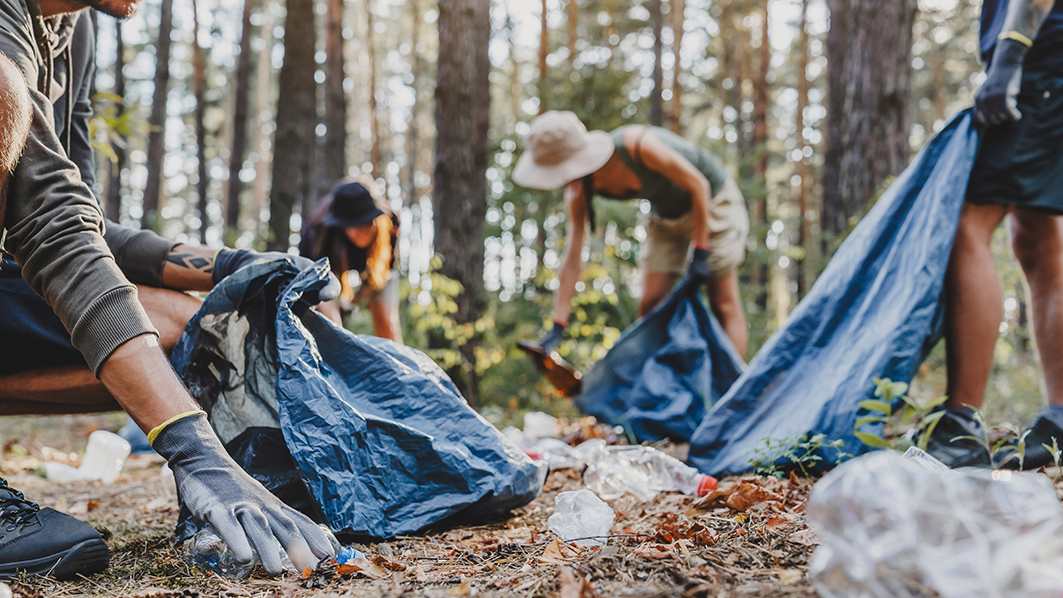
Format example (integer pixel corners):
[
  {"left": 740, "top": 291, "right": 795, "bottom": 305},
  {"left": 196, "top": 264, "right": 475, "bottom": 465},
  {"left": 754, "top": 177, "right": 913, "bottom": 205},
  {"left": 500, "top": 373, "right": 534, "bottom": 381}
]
[
  {"left": 151, "top": 412, "right": 339, "bottom": 575},
  {"left": 212, "top": 249, "right": 341, "bottom": 302},
  {"left": 537, "top": 322, "right": 567, "bottom": 354},
  {"left": 975, "top": 38, "right": 1029, "bottom": 126},
  {"left": 687, "top": 247, "right": 712, "bottom": 284}
]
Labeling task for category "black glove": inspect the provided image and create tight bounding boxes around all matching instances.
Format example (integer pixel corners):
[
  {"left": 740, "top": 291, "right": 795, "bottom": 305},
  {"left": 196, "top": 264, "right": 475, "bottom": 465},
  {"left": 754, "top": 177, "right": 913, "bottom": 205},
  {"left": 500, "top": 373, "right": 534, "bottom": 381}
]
[
  {"left": 532, "top": 322, "right": 567, "bottom": 354},
  {"left": 687, "top": 247, "right": 712, "bottom": 284},
  {"left": 975, "top": 37, "right": 1028, "bottom": 126},
  {"left": 151, "top": 412, "right": 339, "bottom": 575},
  {"left": 212, "top": 249, "right": 341, "bottom": 302}
]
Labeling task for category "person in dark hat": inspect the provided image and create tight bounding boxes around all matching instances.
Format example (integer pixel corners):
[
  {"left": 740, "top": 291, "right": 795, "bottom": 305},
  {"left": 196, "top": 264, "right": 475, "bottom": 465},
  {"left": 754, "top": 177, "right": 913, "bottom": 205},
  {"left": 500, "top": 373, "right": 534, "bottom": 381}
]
[{"left": 300, "top": 179, "right": 402, "bottom": 342}]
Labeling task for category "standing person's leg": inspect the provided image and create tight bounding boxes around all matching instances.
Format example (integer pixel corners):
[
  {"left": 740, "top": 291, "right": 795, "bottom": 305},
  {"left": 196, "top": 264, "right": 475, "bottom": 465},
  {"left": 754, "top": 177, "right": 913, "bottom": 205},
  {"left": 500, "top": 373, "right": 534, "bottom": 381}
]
[{"left": 708, "top": 269, "right": 747, "bottom": 358}]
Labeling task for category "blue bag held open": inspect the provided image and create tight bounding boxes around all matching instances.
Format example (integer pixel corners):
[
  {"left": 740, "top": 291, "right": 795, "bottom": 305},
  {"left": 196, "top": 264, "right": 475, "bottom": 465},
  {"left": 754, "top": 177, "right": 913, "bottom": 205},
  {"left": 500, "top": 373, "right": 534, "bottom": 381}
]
[
  {"left": 170, "top": 260, "right": 546, "bottom": 541},
  {"left": 576, "top": 277, "right": 745, "bottom": 444},
  {"left": 688, "top": 110, "right": 980, "bottom": 476}
]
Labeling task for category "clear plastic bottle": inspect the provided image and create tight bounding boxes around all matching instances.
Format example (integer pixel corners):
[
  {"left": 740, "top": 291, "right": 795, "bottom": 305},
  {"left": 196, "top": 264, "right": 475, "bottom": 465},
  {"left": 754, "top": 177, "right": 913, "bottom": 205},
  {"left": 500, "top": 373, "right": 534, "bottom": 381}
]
[{"left": 580, "top": 439, "right": 717, "bottom": 502}]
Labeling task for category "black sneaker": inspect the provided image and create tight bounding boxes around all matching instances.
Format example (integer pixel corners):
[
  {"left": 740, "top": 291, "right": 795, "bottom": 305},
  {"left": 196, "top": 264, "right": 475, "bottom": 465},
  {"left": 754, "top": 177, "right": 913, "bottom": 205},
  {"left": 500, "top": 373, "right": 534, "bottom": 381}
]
[
  {"left": 0, "top": 478, "right": 109, "bottom": 579},
  {"left": 918, "top": 408, "right": 991, "bottom": 468},
  {"left": 1000, "top": 413, "right": 1063, "bottom": 471}
]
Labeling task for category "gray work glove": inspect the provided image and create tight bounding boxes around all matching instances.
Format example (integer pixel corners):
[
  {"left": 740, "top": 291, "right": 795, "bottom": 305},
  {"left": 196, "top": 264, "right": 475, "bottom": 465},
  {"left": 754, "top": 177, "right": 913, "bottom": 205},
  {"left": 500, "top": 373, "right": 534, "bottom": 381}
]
[
  {"left": 212, "top": 249, "right": 341, "bottom": 303},
  {"left": 974, "top": 38, "right": 1028, "bottom": 126},
  {"left": 152, "top": 412, "right": 339, "bottom": 575}
]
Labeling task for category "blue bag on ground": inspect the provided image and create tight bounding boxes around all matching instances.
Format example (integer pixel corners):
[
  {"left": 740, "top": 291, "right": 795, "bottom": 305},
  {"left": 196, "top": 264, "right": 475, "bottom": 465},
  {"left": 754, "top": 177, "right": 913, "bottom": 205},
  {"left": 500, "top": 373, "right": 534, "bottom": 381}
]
[
  {"left": 170, "top": 260, "right": 546, "bottom": 540},
  {"left": 576, "top": 277, "right": 745, "bottom": 444},
  {"left": 688, "top": 110, "right": 979, "bottom": 476}
]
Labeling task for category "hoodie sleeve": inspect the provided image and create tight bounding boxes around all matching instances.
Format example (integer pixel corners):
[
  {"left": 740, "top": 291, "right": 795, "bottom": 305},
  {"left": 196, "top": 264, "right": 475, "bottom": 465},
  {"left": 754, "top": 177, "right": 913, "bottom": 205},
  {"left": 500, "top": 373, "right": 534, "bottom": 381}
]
[{"left": 0, "top": 5, "right": 157, "bottom": 375}]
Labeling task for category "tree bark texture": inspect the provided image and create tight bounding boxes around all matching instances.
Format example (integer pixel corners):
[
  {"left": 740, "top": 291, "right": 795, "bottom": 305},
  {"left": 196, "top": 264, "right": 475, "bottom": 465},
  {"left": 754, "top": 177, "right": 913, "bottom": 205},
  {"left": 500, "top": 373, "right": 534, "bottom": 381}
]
[
  {"left": 366, "top": 3, "right": 381, "bottom": 178},
  {"left": 434, "top": 0, "right": 490, "bottom": 405},
  {"left": 267, "top": 0, "right": 317, "bottom": 251},
  {"left": 324, "top": 0, "right": 348, "bottom": 185},
  {"left": 669, "top": 0, "right": 684, "bottom": 133},
  {"left": 104, "top": 20, "right": 125, "bottom": 223},
  {"left": 650, "top": 0, "right": 663, "bottom": 126},
  {"left": 192, "top": 0, "right": 209, "bottom": 243},
  {"left": 538, "top": 0, "right": 548, "bottom": 110},
  {"left": 822, "top": 0, "right": 916, "bottom": 240},
  {"left": 567, "top": 0, "right": 577, "bottom": 60},
  {"left": 795, "top": 0, "right": 811, "bottom": 297},
  {"left": 752, "top": 0, "right": 770, "bottom": 310},
  {"left": 225, "top": 0, "right": 256, "bottom": 240},
  {"left": 141, "top": 0, "right": 173, "bottom": 231}
]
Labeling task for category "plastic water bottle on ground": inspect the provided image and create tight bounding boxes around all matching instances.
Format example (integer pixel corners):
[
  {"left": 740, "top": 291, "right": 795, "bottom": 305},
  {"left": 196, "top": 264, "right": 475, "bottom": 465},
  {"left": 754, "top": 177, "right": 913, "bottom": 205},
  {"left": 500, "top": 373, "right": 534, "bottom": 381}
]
[
  {"left": 547, "top": 489, "right": 615, "bottom": 547},
  {"left": 185, "top": 522, "right": 340, "bottom": 578},
  {"left": 580, "top": 439, "right": 717, "bottom": 502},
  {"left": 79, "top": 430, "right": 132, "bottom": 483}
]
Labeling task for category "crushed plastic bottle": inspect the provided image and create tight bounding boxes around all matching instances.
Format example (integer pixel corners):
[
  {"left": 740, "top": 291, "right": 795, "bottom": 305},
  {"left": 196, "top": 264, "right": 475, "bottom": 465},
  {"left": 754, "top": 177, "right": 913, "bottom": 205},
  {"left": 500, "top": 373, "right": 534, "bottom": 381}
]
[
  {"left": 580, "top": 439, "right": 717, "bottom": 502},
  {"left": 522, "top": 412, "right": 559, "bottom": 440},
  {"left": 547, "top": 489, "right": 615, "bottom": 547},
  {"left": 0, "top": 581, "right": 11, "bottom": 598},
  {"left": 184, "top": 523, "right": 339, "bottom": 579},
  {"left": 808, "top": 449, "right": 1063, "bottom": 598},
  {"left": 37, "top": 430, "right": 132, "bottom": 483}
]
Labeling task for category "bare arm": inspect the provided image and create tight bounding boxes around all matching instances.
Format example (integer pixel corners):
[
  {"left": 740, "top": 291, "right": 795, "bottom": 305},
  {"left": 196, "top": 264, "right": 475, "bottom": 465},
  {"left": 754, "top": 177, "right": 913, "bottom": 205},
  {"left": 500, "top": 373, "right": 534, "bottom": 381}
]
[
  {"left": 630, "top": 128, "right": 712, "bottom": 249},
  {"left": 368, "top": 299, "right": 401, "bottom": 342},
  {"left": 1002, "top": 0, "right": 1055, "bottom": 41},
  {"left": 161, "top": 244, "right": 217, "bottom": 291},
  {"left": 98, "top": 335, "right": 201, "bottom": 431},
  {"left": 552, "top": 181, "right": 589, "bottom": 325}
]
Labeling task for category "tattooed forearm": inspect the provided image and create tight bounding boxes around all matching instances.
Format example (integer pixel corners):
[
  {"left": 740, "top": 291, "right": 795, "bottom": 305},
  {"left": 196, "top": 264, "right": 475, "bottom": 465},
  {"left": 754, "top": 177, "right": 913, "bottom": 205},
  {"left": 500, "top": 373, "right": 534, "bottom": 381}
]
[
  {"left": 1005, "top": 0, "right": 1054, "bottom": 40},
  {"left": 166, "top": 252, "right": 214, "bottom": 274}
]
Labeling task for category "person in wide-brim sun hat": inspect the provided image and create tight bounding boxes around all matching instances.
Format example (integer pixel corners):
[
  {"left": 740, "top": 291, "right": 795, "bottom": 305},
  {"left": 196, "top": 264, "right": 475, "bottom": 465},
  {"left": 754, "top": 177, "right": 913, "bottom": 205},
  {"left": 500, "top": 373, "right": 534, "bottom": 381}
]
[{"left": 513, "top": 110, "right": 751, "bottom": 359}]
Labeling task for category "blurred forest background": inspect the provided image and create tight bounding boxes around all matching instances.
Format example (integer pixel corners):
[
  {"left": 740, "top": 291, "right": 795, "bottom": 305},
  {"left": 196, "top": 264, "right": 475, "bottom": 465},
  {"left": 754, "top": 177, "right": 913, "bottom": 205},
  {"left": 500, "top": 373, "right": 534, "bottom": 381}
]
[{"left": 88, "top": 0, "right": 1042, "bottom": 427}]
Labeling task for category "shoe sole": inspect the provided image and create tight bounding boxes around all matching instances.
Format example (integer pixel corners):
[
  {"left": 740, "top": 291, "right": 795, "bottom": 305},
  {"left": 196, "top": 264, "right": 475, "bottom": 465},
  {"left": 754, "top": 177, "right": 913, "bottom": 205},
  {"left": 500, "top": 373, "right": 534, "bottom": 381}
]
[{"left": 0, "top": 538, "right": 109, "bottom": 580}]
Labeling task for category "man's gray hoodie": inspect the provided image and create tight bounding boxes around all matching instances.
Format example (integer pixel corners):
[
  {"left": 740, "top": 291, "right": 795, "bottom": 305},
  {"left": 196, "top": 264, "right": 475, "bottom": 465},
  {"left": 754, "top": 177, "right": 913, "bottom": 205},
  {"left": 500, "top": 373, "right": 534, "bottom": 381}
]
[{"left": 0, "top": 0, "right": 173, "bottom": 374}]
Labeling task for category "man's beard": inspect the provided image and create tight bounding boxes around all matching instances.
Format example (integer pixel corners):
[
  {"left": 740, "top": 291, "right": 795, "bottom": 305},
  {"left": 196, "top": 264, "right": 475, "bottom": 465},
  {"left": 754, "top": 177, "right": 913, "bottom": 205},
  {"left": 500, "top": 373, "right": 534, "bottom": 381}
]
[{"left": 85, "top": 0, "right": 140, "bottom": 19}]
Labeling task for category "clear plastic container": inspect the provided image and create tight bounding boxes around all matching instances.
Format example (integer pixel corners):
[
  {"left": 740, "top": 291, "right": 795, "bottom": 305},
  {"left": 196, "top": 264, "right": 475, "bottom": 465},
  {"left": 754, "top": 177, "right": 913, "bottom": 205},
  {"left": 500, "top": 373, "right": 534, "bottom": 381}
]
[
  {"left": 580, "top": 439, "right": 717, "bottom": 502},
  {"left": 78, "top": 430, "right": 132, "bottom": 483},
  {"left": 547, "top": 489, "right": 615, "bottom": 547},
  {"left": 184, "top": 523, "right": 344, "bottom": 579}
]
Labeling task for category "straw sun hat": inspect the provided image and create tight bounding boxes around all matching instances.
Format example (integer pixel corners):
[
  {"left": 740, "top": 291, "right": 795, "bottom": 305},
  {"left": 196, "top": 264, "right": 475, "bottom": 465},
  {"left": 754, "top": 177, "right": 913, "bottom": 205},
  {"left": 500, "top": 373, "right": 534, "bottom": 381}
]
[{"left": 512, "top": 111, "right": 615, "bottom": 190}]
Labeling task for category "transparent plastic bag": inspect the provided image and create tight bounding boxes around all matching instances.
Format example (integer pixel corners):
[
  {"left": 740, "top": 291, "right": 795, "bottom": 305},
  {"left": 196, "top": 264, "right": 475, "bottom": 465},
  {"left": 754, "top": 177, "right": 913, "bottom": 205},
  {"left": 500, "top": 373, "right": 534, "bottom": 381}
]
[
  {"left": 808, "top": 449, "right": 1063, "bottom": 598},
  {"left": 547, "top": 489, "right": 615, "bottom": 547},
  {"left": 581, "top": 439, "right": 716, "bottom": 501}
]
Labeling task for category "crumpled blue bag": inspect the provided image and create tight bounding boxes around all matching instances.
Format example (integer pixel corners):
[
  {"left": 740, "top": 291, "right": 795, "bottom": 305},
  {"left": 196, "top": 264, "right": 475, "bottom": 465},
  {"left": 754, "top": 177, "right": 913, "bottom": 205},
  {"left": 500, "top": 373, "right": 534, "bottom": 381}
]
[
  {"left": 688, "top": 110, "right": 979, "bottom": 475},
  {"left": 170, "top": 260, "right": 546, "bottom": 540},
  {"left": 576, "top": 277, "right": 745, "bottom": 444}
]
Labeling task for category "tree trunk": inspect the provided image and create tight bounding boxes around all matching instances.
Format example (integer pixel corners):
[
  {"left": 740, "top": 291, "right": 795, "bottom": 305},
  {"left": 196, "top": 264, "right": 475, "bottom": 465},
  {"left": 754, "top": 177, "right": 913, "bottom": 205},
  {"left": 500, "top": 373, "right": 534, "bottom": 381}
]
[
  {"left": 650, "top": 0, "right": 663, "bottom": 126},
  {"left": 192, "top": 0, "right": 209, "bottom": 243},
  {"left": 795, "top": 0, "right": 811, "bottom": 297},
  {"left": 822, "top": 0, "right": 916, "bottom": 243},
  {"left": 405, "top": 0, "right": 424, "bottom": 209},
  {"left": 268, "top": 0, "right": 317, "bottom": 251},
  {"left": 434, "top": 0, "right": 490, "bottom": 406},
  {"left": 104, "top": 20, "right": 126, "bottom": 223},
  {"left": 752, "top": 0, "right": 770, "bottom": 310},
  {"left": 366, "top": 3, "right": 381, "bottom": 178},
  {"left": 669, "top": 0, "right": 684, "bottom": 133},
  {"left": 251, "top": 4, "right": 275, "bottom": 242},
  {"left": 567, "top": 0, "right": 577, "bottom": 60},
  {"left": 225, "top": 0, "right": 256, "bottom": 242},
  {"left": 324, "top": 0, "right": 347, "bottom": 185},
  {"left": 141, "top": 0, "right": 173, "bottom": 231},
  {"left": 538, "top": 0, "right": 548, "bottom": 111}
]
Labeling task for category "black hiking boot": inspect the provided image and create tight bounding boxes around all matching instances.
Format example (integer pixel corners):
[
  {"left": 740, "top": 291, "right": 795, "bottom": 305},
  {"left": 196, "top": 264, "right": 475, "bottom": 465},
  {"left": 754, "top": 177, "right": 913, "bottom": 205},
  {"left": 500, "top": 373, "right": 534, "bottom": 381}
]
[
  {"left": 999, "top": 411, "right": 1063, "bottom": 471},
  {"left": 919, "top": 408, "right": 991, "bottom": 468},
  {"left": 0, "top": 478, "right": 109, "bottom": 579}
]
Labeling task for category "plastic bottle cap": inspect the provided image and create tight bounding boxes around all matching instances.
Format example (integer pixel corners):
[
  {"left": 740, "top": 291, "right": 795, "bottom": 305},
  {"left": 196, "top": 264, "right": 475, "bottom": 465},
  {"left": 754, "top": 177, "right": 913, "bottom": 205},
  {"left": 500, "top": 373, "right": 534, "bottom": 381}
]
[{"left": 696, "top": 474, "right": 718, "bottom": 496}]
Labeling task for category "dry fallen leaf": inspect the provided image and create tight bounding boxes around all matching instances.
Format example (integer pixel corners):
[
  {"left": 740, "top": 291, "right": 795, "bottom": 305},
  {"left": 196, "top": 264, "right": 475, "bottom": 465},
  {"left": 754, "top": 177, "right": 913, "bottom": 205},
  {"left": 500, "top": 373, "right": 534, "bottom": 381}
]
[
  {"left": 539, "top": 539, "right": 581, "bottom": 563},
  {"left": 762, "top": 514, "right": 791, "bottom": 534},
  {"left": 335, "top": 557, "right": 389, "bottom": 579},
  {"left": 445, "top": 580, "right": 474, "bottom": 596},
  {"left": 631, "top": 542, "right": 677, "bottom": 561},
  {"left": 560, "top": 566, "right": 599, "bottom": 598},
  {"left": 412, "top": 565, "right": 428, "bottom": 581},
  {"left": 786, "top": 528, "right": 820, "bottom": 546},
  {"left": 778, "top": 569, "right": 804, "bottom": 584}
]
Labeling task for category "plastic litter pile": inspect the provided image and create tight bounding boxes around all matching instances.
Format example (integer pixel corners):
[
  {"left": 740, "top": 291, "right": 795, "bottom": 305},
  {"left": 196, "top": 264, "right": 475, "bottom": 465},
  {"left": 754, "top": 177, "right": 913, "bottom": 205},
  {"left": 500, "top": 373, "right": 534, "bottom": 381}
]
[
  {"left": 808, "top": 448, "right": 1063, "bottom": 598},
  {"left": 547, "top": 489, "right": 615, "bottom": 547}
]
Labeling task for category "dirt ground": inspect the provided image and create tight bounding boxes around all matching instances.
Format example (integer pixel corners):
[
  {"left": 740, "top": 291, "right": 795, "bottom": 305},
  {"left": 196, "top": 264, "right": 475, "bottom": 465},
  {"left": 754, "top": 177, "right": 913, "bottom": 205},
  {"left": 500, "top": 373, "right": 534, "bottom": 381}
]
[{"left": 1, "top": 414, "right": 822, "bottom": 598}]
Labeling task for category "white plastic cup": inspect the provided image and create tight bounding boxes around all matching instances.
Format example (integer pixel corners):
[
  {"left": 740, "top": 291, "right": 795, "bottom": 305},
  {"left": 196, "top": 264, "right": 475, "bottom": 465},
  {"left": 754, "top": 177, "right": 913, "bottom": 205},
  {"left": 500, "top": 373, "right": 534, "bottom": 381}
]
[{"left": 78, "top": 430, "right": 132, "bottom": 483}]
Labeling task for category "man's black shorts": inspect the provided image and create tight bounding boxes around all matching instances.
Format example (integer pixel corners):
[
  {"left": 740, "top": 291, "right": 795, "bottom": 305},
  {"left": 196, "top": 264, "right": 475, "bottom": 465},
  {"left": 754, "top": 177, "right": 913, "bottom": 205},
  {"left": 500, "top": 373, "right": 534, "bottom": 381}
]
[
  {"left": 0, "top": 255, "right": 85, "bottom": 376},
  {"left": 967, "top": 40, "right": 1063, "bottom": 214}
]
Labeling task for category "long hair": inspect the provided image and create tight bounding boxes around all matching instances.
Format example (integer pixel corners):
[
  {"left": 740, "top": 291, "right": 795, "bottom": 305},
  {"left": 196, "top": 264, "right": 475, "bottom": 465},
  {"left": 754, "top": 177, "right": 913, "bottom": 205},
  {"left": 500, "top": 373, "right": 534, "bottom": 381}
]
[{"left": 363, "top": 213, "right": 394, "bottom": 291}]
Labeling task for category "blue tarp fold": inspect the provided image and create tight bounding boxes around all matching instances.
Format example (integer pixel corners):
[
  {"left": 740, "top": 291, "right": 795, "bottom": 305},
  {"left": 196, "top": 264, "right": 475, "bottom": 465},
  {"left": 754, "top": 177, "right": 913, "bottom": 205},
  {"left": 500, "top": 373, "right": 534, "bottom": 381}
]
[
  {"left": 576, "top": 277, "right": 745, "bottom": 443},
  {"left": 171, "top": 260, "right": 545, "bottom": 540},
  {"left": 688, "top": 109, "right": 980, "bottom": 475}
]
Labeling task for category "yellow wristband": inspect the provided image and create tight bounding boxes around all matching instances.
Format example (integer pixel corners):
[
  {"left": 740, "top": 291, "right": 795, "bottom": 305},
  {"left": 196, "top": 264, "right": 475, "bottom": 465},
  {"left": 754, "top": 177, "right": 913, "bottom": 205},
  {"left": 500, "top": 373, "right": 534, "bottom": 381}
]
[
  {"left": 147, "top": 410, "right": 207, "bottom": 446},
  {"left": 998, "top": 31, "right": 1034, "bottom": 48}
]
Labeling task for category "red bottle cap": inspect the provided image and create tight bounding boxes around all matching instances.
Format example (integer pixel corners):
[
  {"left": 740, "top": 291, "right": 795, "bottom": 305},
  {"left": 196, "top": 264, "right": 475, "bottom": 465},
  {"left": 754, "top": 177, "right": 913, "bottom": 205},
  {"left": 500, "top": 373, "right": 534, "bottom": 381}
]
[{"left": 696, "top": 474, "right": 718, "bottom": 496}]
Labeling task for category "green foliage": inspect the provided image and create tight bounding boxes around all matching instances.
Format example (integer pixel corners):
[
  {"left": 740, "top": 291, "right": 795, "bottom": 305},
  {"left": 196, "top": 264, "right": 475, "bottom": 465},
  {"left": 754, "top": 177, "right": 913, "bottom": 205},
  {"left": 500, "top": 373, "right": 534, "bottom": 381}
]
[
  {"left": 854, "top": 377, "right": 948, "bottom": 453},
  {"left": 748, "top": 434, "right": 852, "bottom": 479},
  {"left": 89, "top": 92, "right": 147, "bottom": 165}
]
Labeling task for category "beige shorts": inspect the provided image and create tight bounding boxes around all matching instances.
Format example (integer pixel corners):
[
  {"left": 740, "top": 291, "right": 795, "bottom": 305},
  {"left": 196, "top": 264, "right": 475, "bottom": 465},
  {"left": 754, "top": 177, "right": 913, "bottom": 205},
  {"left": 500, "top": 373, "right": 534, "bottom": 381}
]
[{"left": 639, "top": 176, "right": 750, "bottom": 276}]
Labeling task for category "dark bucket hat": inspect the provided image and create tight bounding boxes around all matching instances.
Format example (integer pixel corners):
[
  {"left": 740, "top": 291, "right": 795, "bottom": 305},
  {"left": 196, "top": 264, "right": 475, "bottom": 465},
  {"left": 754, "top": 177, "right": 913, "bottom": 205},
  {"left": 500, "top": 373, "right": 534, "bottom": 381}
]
[{"left": 323, "top": 182, "right": 384, "bottom": 229}]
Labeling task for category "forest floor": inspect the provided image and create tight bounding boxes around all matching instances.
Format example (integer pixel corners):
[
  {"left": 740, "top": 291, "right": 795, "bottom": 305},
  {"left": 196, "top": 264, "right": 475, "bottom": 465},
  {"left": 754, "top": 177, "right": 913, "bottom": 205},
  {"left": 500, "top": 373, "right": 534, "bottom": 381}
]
[{"left": 1, "top": 413, "right": 824, "bottom": 598}]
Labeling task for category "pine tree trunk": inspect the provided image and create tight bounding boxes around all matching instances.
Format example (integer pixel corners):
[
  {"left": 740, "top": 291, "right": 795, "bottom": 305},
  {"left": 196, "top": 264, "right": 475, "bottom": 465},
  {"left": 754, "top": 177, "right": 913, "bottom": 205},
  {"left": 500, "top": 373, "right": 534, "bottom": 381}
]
[
  {"left": 795, "top": 0, "right": 811, "bottom": 297},
  {"left": 650, "top": 0, "right": 664, "bottom": 126},
  {"left": 434, "top": 0, "right": 490, "bottom": 406},
  {"left": 141, "top": 0, "right": 173, "bottom": 231},
  {"left": 752, "top": 0, "right": 770, "bottom": 310},
  {"left": 105, "top": 20, "right": 125, "bottom": 223},
  {"left": 225, "top": 0, "right": 256, "bottom": 241},
  {"left": 538, "top": 0, "right": 548, "bottom": 111},
  {"left": 268, "top": 0, "right": 317, "bottom": 251},
  {"left": 405, "top": 0, "right": 424, "bottom": 209},
  {"left": 567, "top": 0, "right": 577, "bottom": 60},
  {"left": 192, "top": 0, "right": 209, "bottom": 243},
  {"left": 822, "top": 0, "right": 916, "bottom": 243},
  {"left": 324, "top": 0, "right": 347, "bottom": 185},
  {"left": 251, "top": 5, "right": 275, "bottom": 242},
  {"left": 367, "top": 3, "right": 381, "bottom": 178},
  {"left": 669, "top": 0, "right": 684, "bottom": 133}
]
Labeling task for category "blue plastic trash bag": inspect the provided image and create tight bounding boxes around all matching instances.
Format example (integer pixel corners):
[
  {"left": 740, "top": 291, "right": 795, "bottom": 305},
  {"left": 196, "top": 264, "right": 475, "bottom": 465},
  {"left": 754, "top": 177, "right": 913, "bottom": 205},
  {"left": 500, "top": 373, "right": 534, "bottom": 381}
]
[
  {"left": 170, "top": 259, "right": 546, "bottom": 540},
  {"left": 576, "top": 277, "right": 745, "bottom": 444},
  {"left": 688, "top": 109, "right": 979, "bottom": 476}
]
